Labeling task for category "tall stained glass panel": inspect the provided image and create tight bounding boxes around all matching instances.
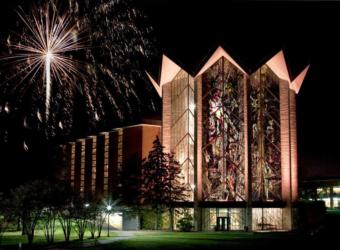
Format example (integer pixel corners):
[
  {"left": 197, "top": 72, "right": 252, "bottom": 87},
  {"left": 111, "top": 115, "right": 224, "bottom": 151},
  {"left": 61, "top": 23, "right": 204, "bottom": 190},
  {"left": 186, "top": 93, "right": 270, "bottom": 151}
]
[
  {"left": 250, "top": 65, "right": 281, "bottom": 201},
  {"left": 202, "top": 57, "right": 245, "bottom": 201}
]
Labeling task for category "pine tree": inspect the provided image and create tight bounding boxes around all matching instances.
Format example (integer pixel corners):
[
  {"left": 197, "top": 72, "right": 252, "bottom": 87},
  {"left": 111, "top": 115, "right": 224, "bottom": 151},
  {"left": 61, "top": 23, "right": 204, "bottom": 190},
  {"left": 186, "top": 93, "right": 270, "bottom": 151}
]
[
  {"left": 140, "top": 136, "right": 189, "bottom": 230},
  {"left": 167, "top": 153, "right": 188, "bottom": 231}
]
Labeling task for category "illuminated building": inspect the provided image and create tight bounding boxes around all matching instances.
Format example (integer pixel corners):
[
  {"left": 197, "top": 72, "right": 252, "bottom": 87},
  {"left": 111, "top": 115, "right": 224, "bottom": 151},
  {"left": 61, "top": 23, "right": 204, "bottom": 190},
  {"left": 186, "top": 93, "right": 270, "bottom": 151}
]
[
  {"left": 62, "top": 123, "right": 161, "bottom": 230},
  {"left": 64, "top": 123, "right": 161, "bottom": 199},
  {"left": 148, "top": 46, "right": 309, "bottom": 231},
  {"left": 63, "top": 46, "right": 309, "bottom": 231},
  {"left": 301, "top": 177, "right": 340, "bottom": 209}
]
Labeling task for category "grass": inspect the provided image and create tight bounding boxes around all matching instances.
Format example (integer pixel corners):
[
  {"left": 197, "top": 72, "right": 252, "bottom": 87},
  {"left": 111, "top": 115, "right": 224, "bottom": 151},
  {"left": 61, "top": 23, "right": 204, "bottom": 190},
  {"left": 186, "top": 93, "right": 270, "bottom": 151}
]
[
  {"left": 2, "top": 230, "right": 340, "bottom": 249},
  {"left": 326, "top": 208, "right": 340, "bottom": 215},
  {"left": 90, "top": 230, "right": 340, "bottom": 250},
  {"left": 86, "top": 231, "right": 304, "bottom": 250},
  {"left": 1, "top": 227, "right": 117, "bottom": 248}
]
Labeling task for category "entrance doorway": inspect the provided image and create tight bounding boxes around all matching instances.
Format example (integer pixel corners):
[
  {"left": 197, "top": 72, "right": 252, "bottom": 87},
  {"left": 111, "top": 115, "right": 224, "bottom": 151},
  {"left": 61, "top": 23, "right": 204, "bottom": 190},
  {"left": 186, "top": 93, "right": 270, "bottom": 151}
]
[{"left": 216, "top": 216, "right": 230, "bottom": 231}]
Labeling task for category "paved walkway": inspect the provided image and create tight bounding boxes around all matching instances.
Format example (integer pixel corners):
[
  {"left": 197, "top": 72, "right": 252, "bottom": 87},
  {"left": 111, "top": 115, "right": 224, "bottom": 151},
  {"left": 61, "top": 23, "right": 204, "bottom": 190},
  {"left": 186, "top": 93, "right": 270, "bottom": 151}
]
[
  {"left": 86, "top": 231, "right": 135, "bottom": 246},
  {"left": 50, "top": 231, "right": 136, "bottom": 250}
]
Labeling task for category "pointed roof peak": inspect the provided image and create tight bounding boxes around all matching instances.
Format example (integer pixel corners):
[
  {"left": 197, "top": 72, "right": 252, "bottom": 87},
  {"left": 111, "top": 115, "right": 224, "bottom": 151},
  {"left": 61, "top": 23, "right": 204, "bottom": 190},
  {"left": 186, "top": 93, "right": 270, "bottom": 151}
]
[
  {"left": 265, "top": 50, "right": 290, "bottom": 82},
  {"left": 160, "top": 54, "right": 182, "bottom": 86},
  {"left": 290, "top": 65, "right": 310, "bottom": 94},
  {"left": 195, "top": 46, "right": 247, "bottom": 77},
  {"left": 146, "top": 71, "right": 162, "bottom": 97},
  {"left": 148, "top": 47, "right": 309, "bottom": 96}
]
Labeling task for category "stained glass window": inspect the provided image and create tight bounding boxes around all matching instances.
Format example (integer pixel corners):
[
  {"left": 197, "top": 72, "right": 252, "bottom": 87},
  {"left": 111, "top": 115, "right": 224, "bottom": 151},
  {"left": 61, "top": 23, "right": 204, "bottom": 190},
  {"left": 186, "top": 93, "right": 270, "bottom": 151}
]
[
  {"left": 250, "top": 65, "right": 281, "bottom": 201},
  {"left": 202, "top": 57, "right": 245, "bottom": 201}
]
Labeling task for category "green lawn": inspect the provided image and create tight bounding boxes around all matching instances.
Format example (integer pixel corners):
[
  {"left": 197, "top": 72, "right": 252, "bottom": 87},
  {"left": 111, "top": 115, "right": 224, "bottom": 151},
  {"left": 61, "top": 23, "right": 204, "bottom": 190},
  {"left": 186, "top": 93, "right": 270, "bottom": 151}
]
[
  {"left": 326, "top": 208, "right": 340, "bottom": 215},
  {"left": 91, "top": 230, "right": 340, "bottom": 250},
  {"left": 2, "top": 230, "right": 339, "bottom": 249},
  {"left": 87, "top": 231, "right": 304, "bottom": 250},
  {"left": 1, "top": 228, "right": 117, "bottom": 248}
]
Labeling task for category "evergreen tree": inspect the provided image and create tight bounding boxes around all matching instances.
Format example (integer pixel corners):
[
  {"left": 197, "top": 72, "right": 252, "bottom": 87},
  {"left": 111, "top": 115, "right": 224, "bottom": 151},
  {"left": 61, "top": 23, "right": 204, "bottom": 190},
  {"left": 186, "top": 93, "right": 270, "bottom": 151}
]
[
  {"left": 167, "top": 153, "right": 188, "bottom": 231},
  {"left": 140, "top": 136, "right": 188, "bottom": 230}
]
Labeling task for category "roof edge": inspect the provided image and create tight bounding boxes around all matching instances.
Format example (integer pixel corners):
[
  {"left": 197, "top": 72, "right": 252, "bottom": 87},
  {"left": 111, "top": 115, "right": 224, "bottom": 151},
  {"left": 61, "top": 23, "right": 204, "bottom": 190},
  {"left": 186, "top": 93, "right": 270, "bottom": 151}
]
[
  {"left": 146, "top": 71, "right": 162, "bottom": 97},
  {"left": 290, "top": 65, "right": 310, "bottom": 94},
  {"left": 195, "top": 46, "right": 247, "bottom": 77},
  {"left": 160, "top": 54, "right": 182, "bottom": 86}
]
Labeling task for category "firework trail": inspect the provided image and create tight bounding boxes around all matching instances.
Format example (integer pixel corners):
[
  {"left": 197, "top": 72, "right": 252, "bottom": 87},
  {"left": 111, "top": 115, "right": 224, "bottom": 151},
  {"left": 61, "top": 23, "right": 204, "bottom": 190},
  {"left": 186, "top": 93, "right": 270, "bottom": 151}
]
[
  {"left": 78, "top": 0, "right": 158, "bottom": 127},
  {"left": 3, "top": 2, "right": 85, "bottom": 122},
  {"left": 1, "top": 0, "right": 158, "bottom": 142}
]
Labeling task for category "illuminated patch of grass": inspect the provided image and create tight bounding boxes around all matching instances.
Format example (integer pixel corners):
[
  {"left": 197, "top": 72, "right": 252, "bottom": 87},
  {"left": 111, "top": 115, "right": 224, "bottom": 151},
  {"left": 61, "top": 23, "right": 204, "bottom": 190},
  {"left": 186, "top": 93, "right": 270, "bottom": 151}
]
[
  {"left": 1, "top": 227, "right": 117, "bottom": 248},
  {"left": 92, "top": 231, "right": 298, "bottom": 250}
]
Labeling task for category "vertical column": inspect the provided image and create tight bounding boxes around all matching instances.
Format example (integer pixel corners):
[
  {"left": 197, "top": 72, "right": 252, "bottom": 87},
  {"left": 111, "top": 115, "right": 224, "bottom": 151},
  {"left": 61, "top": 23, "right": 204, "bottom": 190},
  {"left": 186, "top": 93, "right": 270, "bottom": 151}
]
[
  {"left": 102, "top": 132, "right": 109, "bottom": 197},
  {"left": 91, "top": 136, "right": 97, "bottom": 196},
  {"left": 289, "top": 90, "right": 298, "bottom": 202},
  {"left": 162, "top": 83, "right": 172, "bottom": 153},
  {"left": 85, "top": 138, "right": 93, "bottom": 197},
  {"left": 244, "top": 76, "right": 252, "bottom": 231},
  {"left": 108, "top": 131, "right": 118, "bottom": 198},
  {"left": 280, "top": 79, "right": 292, "bottom": 230},
  {"left": 69, "top": 142, "right": 76, "bottom": 189},
  {"left": 117, "top": 129, "right": 123, "bottom": 173},
  {"left": 74, "top": 140, "right": 82, "bottom": 194},
  {"left": 96, "top": 134, "right": 104, "bottom": 198},
  {"left": 194, "top": 76, "right": 202, "bottom": 231},
  {"left": 80, "top": 139, "right": 86, "bottom": 197}
]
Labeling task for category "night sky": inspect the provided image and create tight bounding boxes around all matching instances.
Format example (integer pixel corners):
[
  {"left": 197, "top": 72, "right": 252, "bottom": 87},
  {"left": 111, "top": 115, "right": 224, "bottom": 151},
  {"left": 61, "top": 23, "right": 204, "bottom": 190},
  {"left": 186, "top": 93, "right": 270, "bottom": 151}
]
[{"left": 0, "top": 0, "right": 340, "bottom": 190}]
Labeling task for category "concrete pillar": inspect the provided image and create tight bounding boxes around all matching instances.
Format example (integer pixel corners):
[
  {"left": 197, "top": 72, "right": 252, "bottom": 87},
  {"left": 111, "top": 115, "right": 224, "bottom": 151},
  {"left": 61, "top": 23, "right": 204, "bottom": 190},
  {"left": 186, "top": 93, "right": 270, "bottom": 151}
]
[
  {"left": 280, "top": 79, "right": 292, "bottom": 230},
  {"left": 67, "top": 142, "right": 76, "bottom": 189},
  {"left": 289, "top": 90, "right": 298, "bottom": 202},
  {"left": 162, "top": 83, "right": 172, "bottom": 153},
  {"left": 91, "top": 136, "right": 97, "bottom": 196},
  {"left": 85, "top": 138, "right": 93, "bottom": 197}
]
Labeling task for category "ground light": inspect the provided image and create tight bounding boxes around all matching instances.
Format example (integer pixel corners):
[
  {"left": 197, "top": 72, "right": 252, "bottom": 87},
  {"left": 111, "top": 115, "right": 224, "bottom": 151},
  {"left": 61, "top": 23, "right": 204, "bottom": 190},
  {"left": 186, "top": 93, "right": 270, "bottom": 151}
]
[{"left": 107, "top": 205, "right": 112, "bottom": 237}]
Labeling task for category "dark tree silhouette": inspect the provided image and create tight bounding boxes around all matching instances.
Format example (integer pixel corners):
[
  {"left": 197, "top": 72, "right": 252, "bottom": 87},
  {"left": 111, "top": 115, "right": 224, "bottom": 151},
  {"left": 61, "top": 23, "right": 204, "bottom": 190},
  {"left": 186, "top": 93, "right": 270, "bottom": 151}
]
[
  {"left": 140, "top": 136, "right": 188, "bottom": 230},
  {"left": 0, "top": 193, "right": 13, "bottom": 245},
  {"left": 167, "top": 153, "right": 189, "bottom": 231},
  {"left": 10, "top": 180, "right": 46, "bottom": 245},
  {"left": 9, "top": 180, "right": 73, "bottom": 245}
]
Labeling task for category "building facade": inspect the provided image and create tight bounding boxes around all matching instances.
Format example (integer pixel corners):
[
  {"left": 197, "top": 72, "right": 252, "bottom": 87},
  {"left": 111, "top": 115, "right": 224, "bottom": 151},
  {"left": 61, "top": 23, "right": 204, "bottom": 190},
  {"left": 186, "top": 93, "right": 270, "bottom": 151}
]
[
  {"left": 148, "top": 46, "right": 309, "bottom": 231},
  {"left": 301, "top": 177, "right": 340, "bottom": 209},
  {"left": 63, "top": 46, "right": 309, "bottom": 232},
  {"left": 63, "top": 123, "right": 161, "bottom": 199}
]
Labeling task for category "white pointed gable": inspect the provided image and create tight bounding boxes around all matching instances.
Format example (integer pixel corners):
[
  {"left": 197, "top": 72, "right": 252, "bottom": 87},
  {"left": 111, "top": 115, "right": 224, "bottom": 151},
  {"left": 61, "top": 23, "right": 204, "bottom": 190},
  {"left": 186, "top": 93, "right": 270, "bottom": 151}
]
[
  {"left": 148, "top": 48, "right": 309, "bottom": 98},
  {"left": 290, "top": 65, "right": 310, "bottom": 94},
  {"left": 160, "top": 55, "right": 182, "bottom": 86},
  {"left": 146, "top": 71, "right": 162, "bottom": 97},
  {"left": 265, "top": 50, "right": 290, "bottom": 82},
  {"left": 195, "top": 46, "right": 247, "bottom": 77}
]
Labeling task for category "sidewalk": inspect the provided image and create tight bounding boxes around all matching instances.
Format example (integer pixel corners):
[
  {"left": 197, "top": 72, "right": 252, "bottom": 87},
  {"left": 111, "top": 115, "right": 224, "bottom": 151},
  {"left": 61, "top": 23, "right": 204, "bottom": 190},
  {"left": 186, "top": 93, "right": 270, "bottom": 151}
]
[
  {"left": 49, "top": 231, "right": 135, "bottom": 250},
  {"left": 86, "top": 231, "right": 135, "bottom": 247}
]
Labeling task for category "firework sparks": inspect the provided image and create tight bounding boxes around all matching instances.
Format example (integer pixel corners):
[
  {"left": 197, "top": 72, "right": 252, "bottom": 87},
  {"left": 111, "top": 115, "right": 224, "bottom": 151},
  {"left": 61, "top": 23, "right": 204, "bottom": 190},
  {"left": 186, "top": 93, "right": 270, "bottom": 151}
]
[
  {"left": 3, "top": 2, "right": 85, "bottom": 121},
  {"left": 45, "top": 50, "right": 53, "bottom": 119},
  {"left": 1, "top": 0, "right": 157, "bottom": 139},
  {"left": 4, "top": 103, "right": 10, "bottom": 114}
]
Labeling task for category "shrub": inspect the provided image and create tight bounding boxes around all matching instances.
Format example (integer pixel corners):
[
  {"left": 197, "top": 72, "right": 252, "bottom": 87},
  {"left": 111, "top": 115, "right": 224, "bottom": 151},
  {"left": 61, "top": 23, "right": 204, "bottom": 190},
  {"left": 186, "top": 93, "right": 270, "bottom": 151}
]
[{"left": 176, "top": 212, "right": 193, "bottom": 232}]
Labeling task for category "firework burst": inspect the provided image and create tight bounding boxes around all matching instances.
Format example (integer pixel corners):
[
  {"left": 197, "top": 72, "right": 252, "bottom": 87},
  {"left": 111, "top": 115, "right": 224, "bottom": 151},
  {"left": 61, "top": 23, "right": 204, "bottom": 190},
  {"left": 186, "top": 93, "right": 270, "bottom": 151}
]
[
  {"left": 3, "top": 2, "right": 85, "bottom": 121},
  {"left": 1, "top": 0, "right": 158, "bottom": 142}
]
